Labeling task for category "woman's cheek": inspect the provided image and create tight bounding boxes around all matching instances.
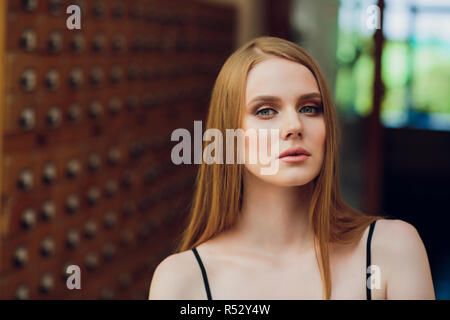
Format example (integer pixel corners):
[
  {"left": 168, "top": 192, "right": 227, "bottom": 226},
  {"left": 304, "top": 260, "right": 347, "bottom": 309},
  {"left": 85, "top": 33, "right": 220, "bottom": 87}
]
[
  {"left": 243, "top": 123, "right": 276, "bottom": 166},
  {"left": 314, "top": 121, "right": 327, "bottom": 167}
]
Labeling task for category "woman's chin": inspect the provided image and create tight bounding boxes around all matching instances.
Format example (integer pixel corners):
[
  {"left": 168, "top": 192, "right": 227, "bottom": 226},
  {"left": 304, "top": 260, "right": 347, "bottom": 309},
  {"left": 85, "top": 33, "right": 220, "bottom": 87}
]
[{"left": 259, "top": 174, "right": 314, "bottom": 187}]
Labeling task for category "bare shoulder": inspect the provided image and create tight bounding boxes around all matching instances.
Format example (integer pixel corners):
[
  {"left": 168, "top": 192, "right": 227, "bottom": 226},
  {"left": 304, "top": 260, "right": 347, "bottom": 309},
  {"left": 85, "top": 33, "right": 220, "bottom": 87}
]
[
  {"left": 371, "top": 218, "right": 426, "bottom": 263},
  {"left": 371, "top": 218, "right": 435, "bottom": 299},
  {"left": 372, "top": 218, "right": 420, "bottom": 247},
  {"left": 148, "top": 249, "right": 205, "bottom": 300}
]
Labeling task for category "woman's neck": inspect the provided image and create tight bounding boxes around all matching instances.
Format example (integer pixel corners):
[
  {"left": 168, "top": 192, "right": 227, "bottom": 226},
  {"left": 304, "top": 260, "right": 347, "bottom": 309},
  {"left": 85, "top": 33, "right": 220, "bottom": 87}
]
[{"left": 229, "top": 170, "right": 316, "bottom": 258}]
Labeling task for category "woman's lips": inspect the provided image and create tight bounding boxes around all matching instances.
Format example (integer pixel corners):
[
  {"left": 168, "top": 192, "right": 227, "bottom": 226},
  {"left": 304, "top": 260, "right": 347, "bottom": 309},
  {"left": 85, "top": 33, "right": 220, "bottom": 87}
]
[
  {"left": 279, "top": 154, "right": 310, "bottom": 163},
  {"left": 278, "top": 147, "right": 311, "bottom": 159}
]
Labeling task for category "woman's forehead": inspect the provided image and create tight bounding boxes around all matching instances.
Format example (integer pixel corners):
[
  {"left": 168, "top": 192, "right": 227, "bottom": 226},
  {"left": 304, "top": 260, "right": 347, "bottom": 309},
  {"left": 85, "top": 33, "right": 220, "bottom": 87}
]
[{"left": 245, "top": 58, "right": 320, "bottom": 103}]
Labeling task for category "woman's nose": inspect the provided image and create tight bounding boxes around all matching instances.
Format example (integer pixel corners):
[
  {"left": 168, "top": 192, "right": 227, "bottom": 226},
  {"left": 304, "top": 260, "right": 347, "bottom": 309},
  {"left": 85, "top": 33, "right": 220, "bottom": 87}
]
[{"left": 281, "top": 108, "right": 303, "bottom": 140}]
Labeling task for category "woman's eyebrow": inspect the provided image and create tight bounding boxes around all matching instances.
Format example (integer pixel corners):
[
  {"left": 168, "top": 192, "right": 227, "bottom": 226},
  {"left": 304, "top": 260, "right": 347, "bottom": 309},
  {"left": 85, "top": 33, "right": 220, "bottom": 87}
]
[{"left": 248, "top": 92, "right": 322, "bottom": 105}]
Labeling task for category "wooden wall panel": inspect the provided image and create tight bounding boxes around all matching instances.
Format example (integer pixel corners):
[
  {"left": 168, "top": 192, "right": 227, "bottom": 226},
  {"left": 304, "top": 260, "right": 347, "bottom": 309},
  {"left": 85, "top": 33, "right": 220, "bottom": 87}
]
[{"left": 0, "top": 0, "right": 236, "bottom": 299}]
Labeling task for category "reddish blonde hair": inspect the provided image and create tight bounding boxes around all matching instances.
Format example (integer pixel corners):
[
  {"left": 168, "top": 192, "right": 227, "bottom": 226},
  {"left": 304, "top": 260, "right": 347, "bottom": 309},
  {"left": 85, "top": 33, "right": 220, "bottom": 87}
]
[{"left": 176, "top": 36, "right": 384, "bottom": 299}]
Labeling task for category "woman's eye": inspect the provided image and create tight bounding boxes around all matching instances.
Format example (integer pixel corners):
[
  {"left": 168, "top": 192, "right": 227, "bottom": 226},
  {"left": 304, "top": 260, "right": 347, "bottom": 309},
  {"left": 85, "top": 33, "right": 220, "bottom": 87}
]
[
  {"left": 300, "top": 105, "right": 320, "bottom": 113},
  {"left": 254, "top": 105, "right": 321, "bottom": 117},
  {"left": 256, "top": 108, "right": 276, "bottom": 116}
]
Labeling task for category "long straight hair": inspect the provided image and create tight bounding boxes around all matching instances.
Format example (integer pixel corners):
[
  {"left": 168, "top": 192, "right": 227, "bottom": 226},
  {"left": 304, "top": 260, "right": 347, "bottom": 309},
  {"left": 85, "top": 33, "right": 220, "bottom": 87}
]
[{"left": 175, "top": 36, "right": 384, "bottom": 299}]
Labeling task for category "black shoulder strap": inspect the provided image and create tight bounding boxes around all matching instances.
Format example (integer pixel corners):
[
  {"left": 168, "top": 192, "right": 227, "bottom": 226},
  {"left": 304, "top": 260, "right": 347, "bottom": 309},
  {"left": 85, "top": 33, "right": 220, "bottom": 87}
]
[
  {"left": 192, "top": 247, "right": 212, "bottom": 300},
  {"left": 366, "top": 220, "right": 377, "bottom": 300}
]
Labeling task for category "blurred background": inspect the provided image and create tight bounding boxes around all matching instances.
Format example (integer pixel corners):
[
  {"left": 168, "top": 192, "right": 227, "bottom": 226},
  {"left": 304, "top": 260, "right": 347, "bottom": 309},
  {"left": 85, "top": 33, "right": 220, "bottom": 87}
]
[{"left": 0, "top": 0, "right": 448, "bottom": 300}]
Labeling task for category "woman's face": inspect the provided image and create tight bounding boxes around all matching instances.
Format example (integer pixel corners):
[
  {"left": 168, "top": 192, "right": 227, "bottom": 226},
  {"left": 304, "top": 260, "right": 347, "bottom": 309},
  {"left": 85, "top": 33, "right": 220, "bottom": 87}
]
[{"left": 241, "top": 57, "right": 326, "bottom": 187}]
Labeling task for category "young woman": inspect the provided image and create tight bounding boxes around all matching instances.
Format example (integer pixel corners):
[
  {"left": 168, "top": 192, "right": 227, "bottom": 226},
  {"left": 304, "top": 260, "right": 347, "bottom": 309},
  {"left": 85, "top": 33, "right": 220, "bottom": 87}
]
[{"left": 149, "top": 37, "right": 435, "bottom": 300}]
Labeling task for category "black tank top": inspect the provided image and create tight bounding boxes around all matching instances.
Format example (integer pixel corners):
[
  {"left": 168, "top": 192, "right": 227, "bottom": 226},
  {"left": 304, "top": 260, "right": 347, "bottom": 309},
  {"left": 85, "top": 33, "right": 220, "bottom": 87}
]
[{"left": 192, "top": 220, "right": 377, "bottom": 300}]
